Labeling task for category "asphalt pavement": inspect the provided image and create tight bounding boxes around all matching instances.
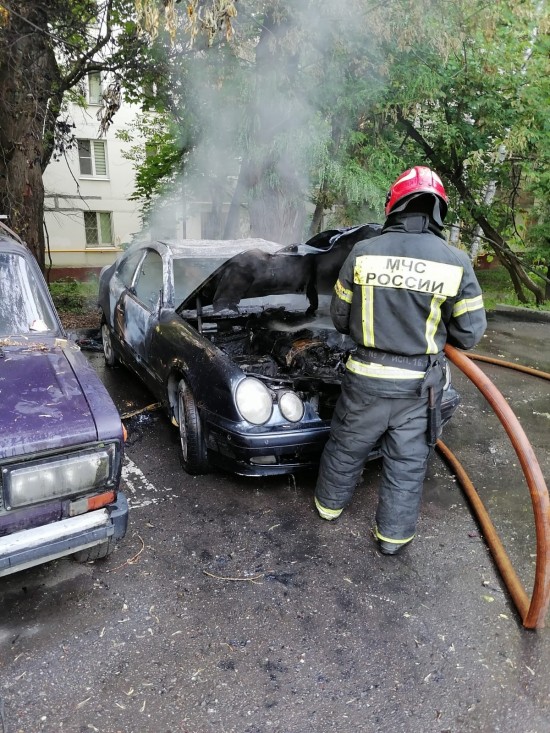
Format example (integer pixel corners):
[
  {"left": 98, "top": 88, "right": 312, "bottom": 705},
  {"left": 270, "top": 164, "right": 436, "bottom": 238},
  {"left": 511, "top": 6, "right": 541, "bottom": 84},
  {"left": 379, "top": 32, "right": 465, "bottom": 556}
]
[{"left": 1, "top": 311, "right": 549, "bottom": 733}]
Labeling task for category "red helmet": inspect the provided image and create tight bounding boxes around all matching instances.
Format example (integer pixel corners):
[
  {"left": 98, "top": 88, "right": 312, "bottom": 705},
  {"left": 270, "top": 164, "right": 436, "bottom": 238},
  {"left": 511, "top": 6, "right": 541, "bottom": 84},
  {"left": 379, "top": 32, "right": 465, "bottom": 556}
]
[{"left": 385, "top": 166, "right": 448, "bottom": 217}]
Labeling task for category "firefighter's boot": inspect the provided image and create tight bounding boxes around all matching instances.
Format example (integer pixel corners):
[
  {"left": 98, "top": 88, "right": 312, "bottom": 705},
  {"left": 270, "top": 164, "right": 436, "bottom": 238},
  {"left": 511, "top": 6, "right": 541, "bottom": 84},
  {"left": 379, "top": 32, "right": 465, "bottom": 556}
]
[
  {"left": 315, "top": 497, "right": 343, "bottom": 521},
  {"left": 374, "top": 526, "right": 414, "bottom": 555}
]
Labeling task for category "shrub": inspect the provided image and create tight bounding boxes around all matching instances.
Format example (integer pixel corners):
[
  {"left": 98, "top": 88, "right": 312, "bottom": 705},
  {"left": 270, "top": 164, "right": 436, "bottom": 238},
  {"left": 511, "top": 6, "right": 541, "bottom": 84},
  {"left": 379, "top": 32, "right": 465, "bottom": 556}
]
[{"left": 49, "top": 278, "right": 98, "bottom": 312}]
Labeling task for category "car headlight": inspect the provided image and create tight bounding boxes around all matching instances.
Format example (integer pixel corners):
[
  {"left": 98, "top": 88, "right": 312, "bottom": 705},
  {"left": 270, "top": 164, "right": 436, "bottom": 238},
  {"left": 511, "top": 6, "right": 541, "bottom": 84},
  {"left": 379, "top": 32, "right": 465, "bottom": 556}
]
[
  {"left": 278, "top": 391, "right": 304, "bottom": 422},
  {"left": 3, "top": 444, "right": 119, "bottom": 509},
  {"left": 235, "top": 378, "right": 273, "bottom": 425}
]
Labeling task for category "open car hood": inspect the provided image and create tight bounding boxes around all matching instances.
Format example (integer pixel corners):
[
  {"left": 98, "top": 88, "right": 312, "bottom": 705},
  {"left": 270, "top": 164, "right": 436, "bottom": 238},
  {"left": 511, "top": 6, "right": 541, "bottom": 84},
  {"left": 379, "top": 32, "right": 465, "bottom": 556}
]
[
  {"left": 167, "top": 238, "right": 283, "bottom": 311},
  {"left": 177, "top": 224, "right": 381, "bottom": 313}
]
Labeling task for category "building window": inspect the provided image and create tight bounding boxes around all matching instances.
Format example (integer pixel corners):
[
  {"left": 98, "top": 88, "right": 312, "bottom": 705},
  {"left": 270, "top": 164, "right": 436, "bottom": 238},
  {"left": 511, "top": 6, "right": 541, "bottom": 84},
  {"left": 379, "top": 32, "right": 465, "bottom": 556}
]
[
  {"left": 78, "top": 139, "right": 108, "bottom": 177},
  {"left": 84, "top": 211, "right": 114, "bottom": 246},
  {"left": 87, "top": 72, "right": 102, "bottom": 105}
]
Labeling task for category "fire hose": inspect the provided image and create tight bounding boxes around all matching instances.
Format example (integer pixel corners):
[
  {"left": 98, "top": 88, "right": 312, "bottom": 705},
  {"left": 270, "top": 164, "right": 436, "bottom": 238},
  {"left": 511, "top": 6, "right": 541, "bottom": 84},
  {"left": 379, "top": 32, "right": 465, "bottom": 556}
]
[{"left": 439, "top": 345, "right": 550, "bottom": 630}]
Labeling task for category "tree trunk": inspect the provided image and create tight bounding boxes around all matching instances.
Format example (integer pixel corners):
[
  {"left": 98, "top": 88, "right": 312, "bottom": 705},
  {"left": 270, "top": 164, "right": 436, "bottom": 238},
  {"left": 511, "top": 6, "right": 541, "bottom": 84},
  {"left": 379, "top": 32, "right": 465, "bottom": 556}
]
[
  {"left": 459, "top": 204, "right": 545, "bottom": 305},
  {"left": 0, "top": 5, "right": 60, "bottom": 270},
  {"left": 395, "top": 113, "right": 546, "bottom": 305},
  {"left": 203, "top": 179, "right": 224, "bottom": 239},
  {"left": 245, "top": 7, "right": 307, "bottom": 244},
  {"left": 308, "top": 118, "right": 343, "bottom": 238},
  {"left": 223, "top": 161, "right": 248, "bottom": 239},
  {"left": 309, "top": 197, "right": 325, "bottom": 238},
  {"left": 309, "top": 177, "right": 330, "bottom": 237}
]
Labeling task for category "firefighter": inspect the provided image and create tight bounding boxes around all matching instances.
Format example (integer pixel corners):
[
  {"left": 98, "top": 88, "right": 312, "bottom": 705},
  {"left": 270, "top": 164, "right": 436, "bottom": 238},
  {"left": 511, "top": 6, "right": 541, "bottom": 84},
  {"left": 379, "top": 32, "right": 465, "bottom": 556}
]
[{"left": 314, "top": 166, "right": 487, "bottom": 554}]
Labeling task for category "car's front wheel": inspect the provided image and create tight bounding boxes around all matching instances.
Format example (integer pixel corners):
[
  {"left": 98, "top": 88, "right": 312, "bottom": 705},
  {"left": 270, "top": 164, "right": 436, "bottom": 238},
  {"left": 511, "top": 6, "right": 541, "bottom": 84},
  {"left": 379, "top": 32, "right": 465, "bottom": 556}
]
[
  {"left": 177, "top": 379, "right": 209, "bottom": 475},
  {"left": 73, "top": 537, "right": 116, "bottom": 563},
  {"left": 101, "top": 321, "right": 117, "bottom": 367}
]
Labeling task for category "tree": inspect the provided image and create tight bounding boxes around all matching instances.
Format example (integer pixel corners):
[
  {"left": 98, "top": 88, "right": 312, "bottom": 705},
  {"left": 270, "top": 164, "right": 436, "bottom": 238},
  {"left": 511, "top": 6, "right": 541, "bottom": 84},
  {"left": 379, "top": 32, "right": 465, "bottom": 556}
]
[
  {"left": 0, "top": 0, "right": 149, "bottom": 269},
  {"left": 126, "top": 0, "right": 548, "bottom": 302},
  {"left": 334, "top": 0, "right": 550, "bottom": 303},
  {"left": 125, "top": 0, "right": 392, "bottom": 243}
]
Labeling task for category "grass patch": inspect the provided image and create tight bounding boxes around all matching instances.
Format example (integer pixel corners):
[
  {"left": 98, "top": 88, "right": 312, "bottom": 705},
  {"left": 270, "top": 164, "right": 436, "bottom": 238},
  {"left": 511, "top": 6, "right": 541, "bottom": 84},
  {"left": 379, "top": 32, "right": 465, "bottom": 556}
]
[
  {"left": 49, "top": 277, "right": 99, "bottom": 313},
  {"left": 475, "top": 266, "right": 550, "bottom": 312}
]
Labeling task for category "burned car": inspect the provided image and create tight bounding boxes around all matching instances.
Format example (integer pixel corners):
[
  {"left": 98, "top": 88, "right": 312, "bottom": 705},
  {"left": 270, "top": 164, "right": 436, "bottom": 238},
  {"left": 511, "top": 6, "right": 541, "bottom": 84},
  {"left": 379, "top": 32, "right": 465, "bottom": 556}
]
[
  {"left": 98, "top": 225, "right": 459, "bottom": 477},
  {"left": 0, "top": 233, "right": 128, "bottom": 577}
]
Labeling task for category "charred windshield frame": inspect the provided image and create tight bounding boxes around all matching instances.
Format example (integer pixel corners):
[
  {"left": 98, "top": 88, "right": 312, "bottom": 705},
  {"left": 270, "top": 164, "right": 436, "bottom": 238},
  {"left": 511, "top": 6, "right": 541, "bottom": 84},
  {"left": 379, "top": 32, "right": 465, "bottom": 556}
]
[{"left": 116, "top": 250, "right": 146, "bottom": 291}]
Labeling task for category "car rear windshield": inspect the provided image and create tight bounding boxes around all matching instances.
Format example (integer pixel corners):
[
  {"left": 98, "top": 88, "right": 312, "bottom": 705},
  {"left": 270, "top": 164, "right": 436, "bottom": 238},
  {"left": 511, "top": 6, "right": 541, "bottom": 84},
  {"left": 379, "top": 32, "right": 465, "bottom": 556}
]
[{"left": 0, "top": 253, "right": 58, "bottom": 337}]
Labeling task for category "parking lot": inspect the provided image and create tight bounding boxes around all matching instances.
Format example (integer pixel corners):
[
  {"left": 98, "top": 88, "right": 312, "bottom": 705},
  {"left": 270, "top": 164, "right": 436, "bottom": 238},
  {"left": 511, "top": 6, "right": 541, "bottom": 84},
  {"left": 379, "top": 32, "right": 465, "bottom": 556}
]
[{"left": 1, "top": 311, "right": 549, "bottom": 733}]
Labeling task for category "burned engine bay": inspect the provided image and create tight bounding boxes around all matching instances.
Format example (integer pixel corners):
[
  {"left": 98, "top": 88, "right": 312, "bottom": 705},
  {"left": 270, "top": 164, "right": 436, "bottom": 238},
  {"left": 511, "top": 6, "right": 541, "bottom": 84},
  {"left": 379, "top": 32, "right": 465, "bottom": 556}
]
[{"left": 199, "top": 307, "right": 355, "bottom": 420}]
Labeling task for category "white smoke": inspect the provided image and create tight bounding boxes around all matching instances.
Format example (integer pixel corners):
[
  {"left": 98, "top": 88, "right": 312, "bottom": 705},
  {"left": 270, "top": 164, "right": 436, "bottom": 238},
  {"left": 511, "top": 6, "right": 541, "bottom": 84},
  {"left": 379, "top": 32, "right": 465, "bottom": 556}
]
[{"left": 142, "top": 0, "right": 383, "bottom": 243}]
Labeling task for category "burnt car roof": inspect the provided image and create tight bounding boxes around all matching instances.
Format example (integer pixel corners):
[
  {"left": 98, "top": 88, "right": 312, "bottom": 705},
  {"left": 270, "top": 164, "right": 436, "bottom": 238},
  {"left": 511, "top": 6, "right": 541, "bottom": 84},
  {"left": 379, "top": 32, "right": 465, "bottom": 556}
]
[
  {"left": 122, "top": 225, "right": 382, "bottom": 315},
  {"left": 162, "top": 237, "right": 283, "bottom": 257},
  {"left": 122, "top": 238, "right": 286, "bottom": 312}
]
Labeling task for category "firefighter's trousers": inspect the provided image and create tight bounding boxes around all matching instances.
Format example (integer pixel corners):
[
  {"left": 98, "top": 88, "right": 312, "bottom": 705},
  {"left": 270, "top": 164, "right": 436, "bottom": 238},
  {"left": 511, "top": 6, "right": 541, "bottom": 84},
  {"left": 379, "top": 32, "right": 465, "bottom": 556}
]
[{"left": 315, "top": 371, "right": 431, "bottom": 542}]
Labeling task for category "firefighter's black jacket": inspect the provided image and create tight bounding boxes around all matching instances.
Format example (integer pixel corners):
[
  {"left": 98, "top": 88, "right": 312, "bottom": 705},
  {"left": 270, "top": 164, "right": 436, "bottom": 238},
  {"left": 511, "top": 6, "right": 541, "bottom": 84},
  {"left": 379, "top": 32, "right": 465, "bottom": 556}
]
[{"left": 331, "top": 212, "right": 487, "bottom": 366}]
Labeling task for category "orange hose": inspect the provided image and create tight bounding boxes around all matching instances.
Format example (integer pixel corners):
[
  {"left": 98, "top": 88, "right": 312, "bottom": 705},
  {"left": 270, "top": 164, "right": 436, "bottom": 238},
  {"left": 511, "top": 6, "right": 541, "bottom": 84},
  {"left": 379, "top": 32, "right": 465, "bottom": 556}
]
[
  {"left": 467, "top": 353, "right": 550, "bottom": 381},
  {"left": 444, "top": 345, "right": 550, "bottom": 629},
  {"left": 436, "top": 440, "right": 530, "bottom": 620}
]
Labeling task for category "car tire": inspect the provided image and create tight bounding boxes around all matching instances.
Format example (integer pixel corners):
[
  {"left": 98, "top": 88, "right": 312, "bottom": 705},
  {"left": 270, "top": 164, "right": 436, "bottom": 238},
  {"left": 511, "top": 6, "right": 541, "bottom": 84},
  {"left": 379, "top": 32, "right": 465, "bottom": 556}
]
[
  {"left": 102, "top": 321, "right": 117, "bottom": 367},
  {"left": 73, "top": 537, "right": 116, "bottom": 563},
  {"left": 177, "top": 379, "right": 209, "bottom": 475}
]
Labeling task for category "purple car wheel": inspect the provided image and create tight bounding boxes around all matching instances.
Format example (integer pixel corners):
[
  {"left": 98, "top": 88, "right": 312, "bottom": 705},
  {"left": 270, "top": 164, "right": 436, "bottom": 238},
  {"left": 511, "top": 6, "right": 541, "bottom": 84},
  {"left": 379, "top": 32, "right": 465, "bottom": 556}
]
[{"left": 73, "top": 536, "right": 116, "bottom": 563}]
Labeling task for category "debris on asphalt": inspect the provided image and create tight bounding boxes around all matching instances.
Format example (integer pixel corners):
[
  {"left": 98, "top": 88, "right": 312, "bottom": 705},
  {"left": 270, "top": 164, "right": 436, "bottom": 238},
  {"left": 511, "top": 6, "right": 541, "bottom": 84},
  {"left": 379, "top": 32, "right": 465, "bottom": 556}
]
[
  {"left": 203, "top": 570, "right": 267, "bottom": 583},
  {"left": 121, "top": 402, "right": 162, "bottom": 421},
  {"left": 106, "top": 534, "right": 145, "bottom": 573}
]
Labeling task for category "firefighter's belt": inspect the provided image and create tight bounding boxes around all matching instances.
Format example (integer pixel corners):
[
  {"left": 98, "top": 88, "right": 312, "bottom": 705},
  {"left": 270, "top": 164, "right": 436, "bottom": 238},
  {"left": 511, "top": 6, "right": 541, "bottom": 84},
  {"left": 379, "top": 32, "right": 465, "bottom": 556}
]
[{"left": 355, "top": 347, "right": 431, "bottom": 372}]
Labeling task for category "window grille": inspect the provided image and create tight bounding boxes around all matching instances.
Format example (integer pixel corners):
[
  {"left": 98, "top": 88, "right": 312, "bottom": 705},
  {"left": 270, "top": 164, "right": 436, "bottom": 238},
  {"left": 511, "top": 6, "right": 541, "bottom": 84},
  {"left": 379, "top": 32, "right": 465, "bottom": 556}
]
[{"left": 84, "top": 211, "right": 113, "bottom": 246}]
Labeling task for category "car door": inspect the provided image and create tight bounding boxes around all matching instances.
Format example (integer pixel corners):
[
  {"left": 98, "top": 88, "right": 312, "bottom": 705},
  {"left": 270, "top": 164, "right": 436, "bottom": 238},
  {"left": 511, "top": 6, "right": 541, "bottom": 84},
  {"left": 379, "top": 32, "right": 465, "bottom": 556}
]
[{"left": 114, "top": 249, "right": 166, "bottom": 389}]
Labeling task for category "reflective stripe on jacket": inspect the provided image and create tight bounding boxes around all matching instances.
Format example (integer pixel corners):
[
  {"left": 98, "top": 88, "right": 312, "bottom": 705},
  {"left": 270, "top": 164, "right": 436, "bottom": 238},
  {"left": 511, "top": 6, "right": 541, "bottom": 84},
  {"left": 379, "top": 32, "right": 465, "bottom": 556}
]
[{"left": 330, "top": 215, "right": 487, "bottom": 371}]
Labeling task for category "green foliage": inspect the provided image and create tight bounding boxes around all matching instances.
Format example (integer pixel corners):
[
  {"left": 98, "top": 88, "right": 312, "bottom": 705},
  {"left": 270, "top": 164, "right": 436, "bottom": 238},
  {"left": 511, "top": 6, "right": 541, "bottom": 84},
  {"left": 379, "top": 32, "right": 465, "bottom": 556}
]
[
  {"left": 476, "top": 266, "right": 550, "bottom": 312},
  {"left": 365, "top": 0, "right": 549, "bottom": 244},
  {"left": 121, "top": 0, "right": 548, "bottom": 297},
  {"left": 118, "top": 115, "right": 190, "bottom": 223},
  {"left": 49, "top": 278, "right": 98, "bottom": 313}
]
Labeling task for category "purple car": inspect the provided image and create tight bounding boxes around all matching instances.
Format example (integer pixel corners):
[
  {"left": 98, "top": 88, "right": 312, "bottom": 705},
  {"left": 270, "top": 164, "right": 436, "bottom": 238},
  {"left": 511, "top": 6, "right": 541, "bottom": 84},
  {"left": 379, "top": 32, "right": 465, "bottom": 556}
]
[{"left": 0, "top": 233, "right": 128, "bottom": 577}]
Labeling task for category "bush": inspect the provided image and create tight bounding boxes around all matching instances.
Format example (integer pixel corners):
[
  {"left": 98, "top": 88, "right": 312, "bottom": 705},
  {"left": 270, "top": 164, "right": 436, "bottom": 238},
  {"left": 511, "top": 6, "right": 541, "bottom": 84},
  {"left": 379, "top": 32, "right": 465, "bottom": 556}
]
[
  {"left": 476, "top": 266, "right": 550, "bottom": 311},
  {"left": 49, "top": 278, "right": 98, "bottom": 312}
]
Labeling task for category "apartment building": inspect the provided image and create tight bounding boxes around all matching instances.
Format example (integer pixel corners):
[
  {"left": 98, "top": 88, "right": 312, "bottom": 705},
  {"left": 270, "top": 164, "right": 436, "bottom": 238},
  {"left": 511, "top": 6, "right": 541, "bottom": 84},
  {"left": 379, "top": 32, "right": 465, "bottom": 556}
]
[
  {"left": 42, "top": 72, "right": 143, "bottom": 278},
  {"left": 43, "top": 73, "right": 242, "bottom": 279}
]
